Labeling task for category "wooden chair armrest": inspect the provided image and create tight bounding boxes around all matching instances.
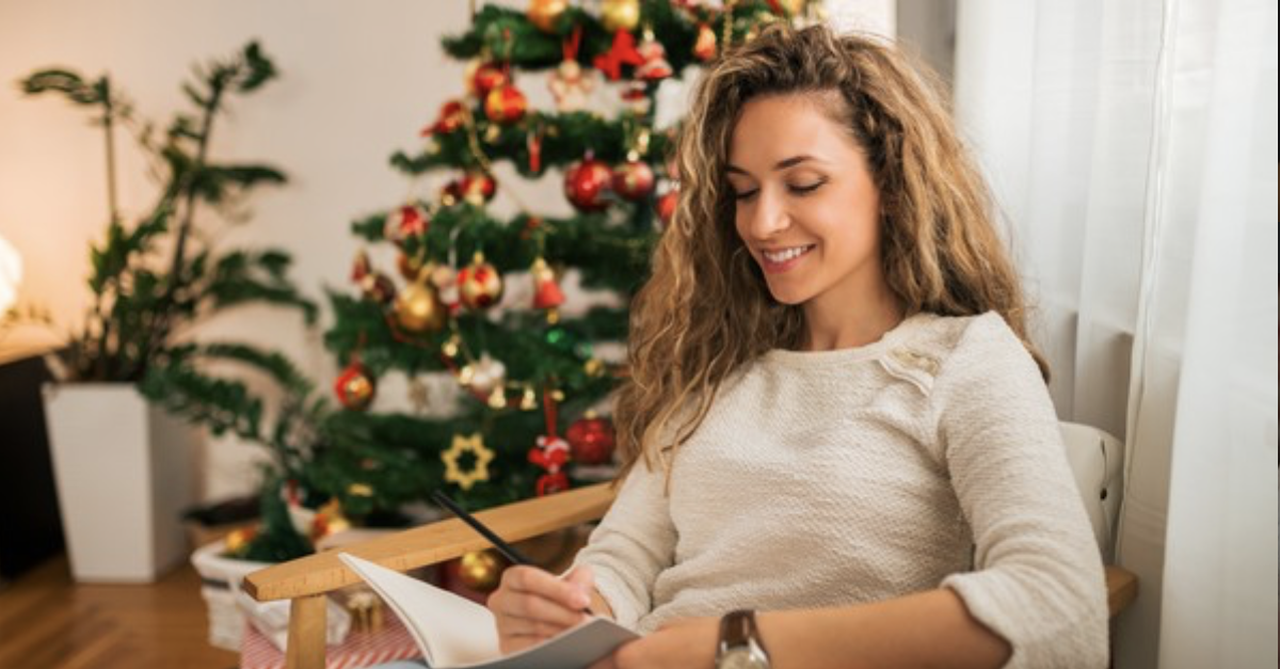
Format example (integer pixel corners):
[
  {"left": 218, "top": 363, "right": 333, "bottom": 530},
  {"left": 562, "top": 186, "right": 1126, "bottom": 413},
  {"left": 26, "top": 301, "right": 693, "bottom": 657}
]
[
  {"left": 1105, "top": 565, "right": 1138, "bottom": 617},
  {"left": 243, "top": 482, "right": 617, "bottom": 602}
]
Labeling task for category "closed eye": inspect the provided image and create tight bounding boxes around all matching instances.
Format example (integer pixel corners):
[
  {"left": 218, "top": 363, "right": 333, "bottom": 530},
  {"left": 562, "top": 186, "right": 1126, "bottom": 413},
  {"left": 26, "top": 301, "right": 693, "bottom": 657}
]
[
  {"left": 731, "top": 179, "right": 826, "bottom": 201},
  {"left": 789, "top": 180, "right": 826, "bottom": 195}
]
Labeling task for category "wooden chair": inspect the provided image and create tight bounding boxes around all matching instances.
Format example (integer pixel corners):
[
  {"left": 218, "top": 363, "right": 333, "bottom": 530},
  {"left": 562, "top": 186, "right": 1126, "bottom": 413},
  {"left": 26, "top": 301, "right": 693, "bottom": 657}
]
[{"left": 244, "top": 425, "right": 1139, "bottom": 669}]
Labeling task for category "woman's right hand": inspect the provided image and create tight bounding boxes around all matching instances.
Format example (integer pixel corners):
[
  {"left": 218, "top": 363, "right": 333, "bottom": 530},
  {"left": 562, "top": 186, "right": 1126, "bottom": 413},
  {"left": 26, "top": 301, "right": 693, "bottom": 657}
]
[{"left": 487, "top": 563, "right": 597, "bottom": 654}]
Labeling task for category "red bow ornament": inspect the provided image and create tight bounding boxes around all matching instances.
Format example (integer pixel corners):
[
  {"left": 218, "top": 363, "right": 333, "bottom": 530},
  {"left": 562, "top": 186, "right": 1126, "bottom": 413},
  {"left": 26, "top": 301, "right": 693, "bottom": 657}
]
[{"left": 593, "top": 30, "right": 645, "bottom": 81}]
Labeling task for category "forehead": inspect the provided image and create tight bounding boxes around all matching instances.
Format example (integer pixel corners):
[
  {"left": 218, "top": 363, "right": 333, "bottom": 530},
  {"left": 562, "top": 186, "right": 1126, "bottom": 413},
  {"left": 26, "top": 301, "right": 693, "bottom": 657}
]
[{"left": 728, "top": 93, "right": 859, "bottom": 168}]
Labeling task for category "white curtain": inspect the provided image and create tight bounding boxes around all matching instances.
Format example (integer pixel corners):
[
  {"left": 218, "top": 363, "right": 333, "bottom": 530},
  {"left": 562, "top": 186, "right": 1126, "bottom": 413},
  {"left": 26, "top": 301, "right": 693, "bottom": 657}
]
[{"left": 953, "top": 0, "right": 1277, "bottom": 667}]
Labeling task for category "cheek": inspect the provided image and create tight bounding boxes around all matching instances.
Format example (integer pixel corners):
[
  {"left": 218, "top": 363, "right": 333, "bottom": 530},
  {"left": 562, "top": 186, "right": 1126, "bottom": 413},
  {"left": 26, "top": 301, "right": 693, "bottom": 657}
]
[
  {"left": 821, "top": 188, "right": 880, "bottom": 247},
  {"left": 732, "top": 206, "right": 750, "bottom": 240}
]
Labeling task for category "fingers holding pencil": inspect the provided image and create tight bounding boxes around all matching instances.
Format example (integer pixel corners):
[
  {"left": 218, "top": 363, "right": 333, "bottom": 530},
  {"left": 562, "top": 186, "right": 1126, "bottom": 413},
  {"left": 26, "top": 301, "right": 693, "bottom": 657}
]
[
  {"left": 489, "top": 564, "right": 596, "bottom": 653},
  {"left": 429, "top": 490, "right": 606, "bottom": 652}
]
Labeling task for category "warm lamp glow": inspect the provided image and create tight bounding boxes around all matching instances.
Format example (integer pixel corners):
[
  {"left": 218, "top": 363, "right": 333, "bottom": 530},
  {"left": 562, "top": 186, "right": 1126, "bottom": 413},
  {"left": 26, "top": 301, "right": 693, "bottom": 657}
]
[{"left": 0, "top": 233, "right": 22, "bottom": 314}]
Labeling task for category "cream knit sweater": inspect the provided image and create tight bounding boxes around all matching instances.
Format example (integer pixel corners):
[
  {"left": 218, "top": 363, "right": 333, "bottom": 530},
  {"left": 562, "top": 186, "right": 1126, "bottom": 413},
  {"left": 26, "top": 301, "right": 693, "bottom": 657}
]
[{"left": 573, "top": 312, "right": 1109, "bottom": 668}]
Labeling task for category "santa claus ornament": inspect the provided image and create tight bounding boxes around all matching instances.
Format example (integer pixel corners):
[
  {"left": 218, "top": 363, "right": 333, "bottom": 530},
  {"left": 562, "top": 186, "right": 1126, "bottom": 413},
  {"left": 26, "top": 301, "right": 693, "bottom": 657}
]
[
  {"left": 528, "top": 435, "right": 571, "bottom": 496},
  {"left": 548, "top": 28, "right": 597, "bottom": 113},
  {"left": 634, "top": 30, "right": 674, "bottom": 82}
]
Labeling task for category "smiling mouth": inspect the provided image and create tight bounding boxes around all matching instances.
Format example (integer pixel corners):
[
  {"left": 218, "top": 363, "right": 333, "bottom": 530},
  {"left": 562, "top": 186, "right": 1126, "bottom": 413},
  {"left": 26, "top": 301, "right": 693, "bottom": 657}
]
[{"left": 761, "top": 245, "right": 816, "bottom": 263}]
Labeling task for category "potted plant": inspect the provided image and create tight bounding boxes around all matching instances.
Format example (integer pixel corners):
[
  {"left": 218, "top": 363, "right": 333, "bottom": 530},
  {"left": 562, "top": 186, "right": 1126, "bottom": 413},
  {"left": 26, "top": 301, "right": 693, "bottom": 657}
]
[{"left": 23, "top": 42, "right": 322, "bottom": 582}]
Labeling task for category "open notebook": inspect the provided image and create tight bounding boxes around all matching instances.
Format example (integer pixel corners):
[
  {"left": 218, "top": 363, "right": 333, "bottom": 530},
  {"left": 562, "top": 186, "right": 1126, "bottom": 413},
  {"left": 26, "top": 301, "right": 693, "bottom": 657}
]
[{"left": 338, "top": 553, "right": 638, "bottom": 669}]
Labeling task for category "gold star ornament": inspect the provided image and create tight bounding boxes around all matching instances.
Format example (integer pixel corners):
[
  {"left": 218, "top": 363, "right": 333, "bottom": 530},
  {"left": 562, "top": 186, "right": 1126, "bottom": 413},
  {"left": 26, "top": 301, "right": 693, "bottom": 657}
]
[{"left": 442, "top": 433, "right": 495, "bottom": 491}]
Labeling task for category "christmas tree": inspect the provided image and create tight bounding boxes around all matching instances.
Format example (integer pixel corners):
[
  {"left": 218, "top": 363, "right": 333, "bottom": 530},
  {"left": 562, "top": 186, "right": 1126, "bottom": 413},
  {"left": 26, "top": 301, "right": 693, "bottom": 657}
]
[{"left": 242, "top": 0, "right": 817, "bottom": 563}]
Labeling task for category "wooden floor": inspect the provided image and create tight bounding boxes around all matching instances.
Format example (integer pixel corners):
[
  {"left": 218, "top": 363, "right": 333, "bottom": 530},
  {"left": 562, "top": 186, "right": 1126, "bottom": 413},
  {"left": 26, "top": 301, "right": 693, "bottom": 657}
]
[{"left": 0, "top": 554, "right": 240, "bottom": 669}]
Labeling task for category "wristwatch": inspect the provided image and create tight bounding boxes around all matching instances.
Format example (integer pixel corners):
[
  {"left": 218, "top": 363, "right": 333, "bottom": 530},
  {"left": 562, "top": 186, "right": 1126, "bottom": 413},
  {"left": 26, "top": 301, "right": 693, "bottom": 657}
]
[{"left": 716, "top": 609, "right": 771, "bottom": 669}]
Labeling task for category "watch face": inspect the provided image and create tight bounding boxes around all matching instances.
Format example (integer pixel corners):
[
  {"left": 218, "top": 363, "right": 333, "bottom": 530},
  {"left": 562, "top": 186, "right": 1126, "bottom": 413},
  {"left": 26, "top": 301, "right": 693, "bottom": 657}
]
[{"left": 718, "top": 647, "right": 770, "bottom": 669}]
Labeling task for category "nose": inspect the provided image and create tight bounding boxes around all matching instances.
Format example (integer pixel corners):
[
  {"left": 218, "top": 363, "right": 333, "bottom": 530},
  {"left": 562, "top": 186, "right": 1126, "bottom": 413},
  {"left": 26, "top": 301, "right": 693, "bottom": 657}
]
[{"left": 742, "top": 187, "right": 790, "bottom": 240}]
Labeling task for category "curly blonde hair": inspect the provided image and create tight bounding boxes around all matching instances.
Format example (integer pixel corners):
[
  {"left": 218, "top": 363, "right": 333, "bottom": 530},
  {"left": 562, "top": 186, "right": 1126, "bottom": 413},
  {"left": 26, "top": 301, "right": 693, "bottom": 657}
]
[{"left": 614, "top": 22, "right": 1044, "bottom": 480}]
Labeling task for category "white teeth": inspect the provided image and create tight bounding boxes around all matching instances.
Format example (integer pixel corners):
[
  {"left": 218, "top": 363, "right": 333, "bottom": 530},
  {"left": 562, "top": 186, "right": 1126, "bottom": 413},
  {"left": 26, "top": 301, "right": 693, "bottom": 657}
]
[{"left": 762, "top": 245, "right": 813, "bottom": 263}]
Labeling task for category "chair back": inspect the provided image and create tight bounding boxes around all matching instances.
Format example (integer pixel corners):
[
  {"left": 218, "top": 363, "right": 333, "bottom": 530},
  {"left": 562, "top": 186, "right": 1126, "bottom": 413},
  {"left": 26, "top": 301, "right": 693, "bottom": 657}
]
[{"left": 1059, "top": 421, "right": 1125, "bottom": 561}]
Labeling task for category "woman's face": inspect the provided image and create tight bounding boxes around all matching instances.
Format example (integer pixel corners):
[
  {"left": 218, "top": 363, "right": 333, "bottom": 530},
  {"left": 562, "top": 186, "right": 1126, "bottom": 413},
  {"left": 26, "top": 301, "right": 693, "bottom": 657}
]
[{"left": 728, "top": 94, "right": 884, "bottom": 311}]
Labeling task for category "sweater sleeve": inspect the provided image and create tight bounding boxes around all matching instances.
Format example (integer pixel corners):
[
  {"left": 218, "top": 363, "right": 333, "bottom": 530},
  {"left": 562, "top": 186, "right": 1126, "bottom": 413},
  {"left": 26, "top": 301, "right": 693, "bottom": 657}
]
[
  {"left": 934, "top": 313, "right": 1109, "bottom": 669},
  {"left": 570, "top": 457, "right": 677, "bottom": 630}
]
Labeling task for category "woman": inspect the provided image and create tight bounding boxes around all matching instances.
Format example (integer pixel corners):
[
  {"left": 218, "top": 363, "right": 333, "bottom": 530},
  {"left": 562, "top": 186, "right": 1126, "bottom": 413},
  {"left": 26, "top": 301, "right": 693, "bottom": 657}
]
[{"left": 489, "top": 22, "right": 1108, "bottom": 669}]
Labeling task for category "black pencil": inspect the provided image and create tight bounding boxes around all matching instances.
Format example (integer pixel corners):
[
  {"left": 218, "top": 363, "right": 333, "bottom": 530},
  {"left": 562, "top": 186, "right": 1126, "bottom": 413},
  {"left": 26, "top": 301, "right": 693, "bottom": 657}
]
[
  {"left": 431, "top": 490, "right": 534, "bottom": 566},
  {"left": 432, "top": 490, "right": 594, "bottom": 615}
]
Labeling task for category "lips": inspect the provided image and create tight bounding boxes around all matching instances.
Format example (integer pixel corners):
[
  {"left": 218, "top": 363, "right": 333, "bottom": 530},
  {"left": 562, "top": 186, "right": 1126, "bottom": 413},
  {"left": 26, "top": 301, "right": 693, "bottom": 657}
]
[{"left": 758, "top": 244, "right": 815, "bottom": 273}]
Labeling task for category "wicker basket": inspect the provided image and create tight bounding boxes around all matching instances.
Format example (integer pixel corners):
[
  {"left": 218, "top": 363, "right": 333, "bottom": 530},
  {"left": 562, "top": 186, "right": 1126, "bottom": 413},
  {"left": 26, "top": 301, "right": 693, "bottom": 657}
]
[{"left": 190, "top": 539, "right": 271, "bottom": 650}]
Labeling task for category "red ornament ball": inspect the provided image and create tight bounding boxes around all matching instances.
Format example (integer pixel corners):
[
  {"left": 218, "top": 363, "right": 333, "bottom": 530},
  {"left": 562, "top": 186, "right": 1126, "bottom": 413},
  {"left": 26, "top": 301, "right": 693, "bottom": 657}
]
[
  {"left": 384, "top": 203, "right": 429, "bottom": 243},
  {"left": 461, "top": 171, "right": 497, "bottom": 205},
  {"left": 442, "top": 172, "right": 498, "bottom": 208},
  {"left": 566, "top": 414, "right": 616, "bottom": 465},
  {"left": 334, "top": 361, "right": 376, "bottom": 411},
  {"left": 611, "top": 160, "right": 655, "bottom": 202},
  {"left": 484, "top": 84, "right": 527, "bottom": 124},
  {"left": 469, "top": 62, "right": 509, "bottom": 99},
  {"left": 563, "top": 158, "right": 613, "bottom": 212},
  {"left": 656, "top": 189, "right": 679, "bottom": 227},
  {"left": 422, "top": 100, "right": 467, "bottom": 136}
]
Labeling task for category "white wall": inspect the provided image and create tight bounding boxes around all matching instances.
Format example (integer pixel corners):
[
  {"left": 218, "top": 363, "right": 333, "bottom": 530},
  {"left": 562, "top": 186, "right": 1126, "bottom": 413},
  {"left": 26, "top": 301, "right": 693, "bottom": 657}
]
[{"left": 0, "top": 0, "right": 482, "bottom": 499}]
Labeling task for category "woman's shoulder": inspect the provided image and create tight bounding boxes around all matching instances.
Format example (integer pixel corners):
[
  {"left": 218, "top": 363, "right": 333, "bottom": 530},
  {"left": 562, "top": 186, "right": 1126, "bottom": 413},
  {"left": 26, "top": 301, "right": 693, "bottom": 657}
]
[{"left": 890, "top": 310, "right": 1030, "bottom": 378}]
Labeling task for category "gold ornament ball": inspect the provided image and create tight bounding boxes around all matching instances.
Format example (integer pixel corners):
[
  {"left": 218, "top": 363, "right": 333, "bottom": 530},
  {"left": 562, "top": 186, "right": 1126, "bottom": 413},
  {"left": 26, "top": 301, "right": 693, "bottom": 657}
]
[
  {"left": 527, "top": 0, "right": 568, "bottom": 33},
  {"left": 394, "top": 280, "right": 448, "bottom": 333},
  {"left": 225, "top": 527, "right": 257, "bottom": 554},
  {"left": 601, "top": 0, "right": 641, "bottom": 32},
  {"left": 335, "top": 362, "right": 376, "bottom": 411},
  {"left": 340, "top": 374, "right": 374, "bottom": 409},
  {"left": 777, "top": 0, "right": 806, "bottom": 16},
  {"left": 458, "top": 549, "right": 505, "bottom": 592},
  {"left": 458, "top": 255, "right": 505, "bottom": 309}
]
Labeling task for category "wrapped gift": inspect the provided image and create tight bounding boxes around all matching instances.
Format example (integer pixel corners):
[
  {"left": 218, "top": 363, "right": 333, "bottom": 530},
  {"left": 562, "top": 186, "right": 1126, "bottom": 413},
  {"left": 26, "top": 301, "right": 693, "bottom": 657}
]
[{"left": 238, "top": 608, "right": 420, "bottom": 669}]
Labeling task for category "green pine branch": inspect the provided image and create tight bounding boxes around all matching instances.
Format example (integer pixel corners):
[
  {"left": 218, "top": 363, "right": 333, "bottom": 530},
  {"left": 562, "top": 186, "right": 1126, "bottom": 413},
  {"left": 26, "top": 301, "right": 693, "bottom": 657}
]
[
  {"left": 440, "top": 1, "right": 782, "bottom": 74},
  {"left": 350, "top": 205, "right": 655, "bottom": 293},
  {"left": 392, "top": 108, "right": 676, "bottom": 177}
]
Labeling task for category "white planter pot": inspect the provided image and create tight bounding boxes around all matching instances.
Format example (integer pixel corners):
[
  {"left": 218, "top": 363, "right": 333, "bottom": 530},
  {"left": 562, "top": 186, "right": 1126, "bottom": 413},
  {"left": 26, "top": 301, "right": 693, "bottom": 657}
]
[{"left": 43, "top": 383, "right": 199, "bottom": 582}]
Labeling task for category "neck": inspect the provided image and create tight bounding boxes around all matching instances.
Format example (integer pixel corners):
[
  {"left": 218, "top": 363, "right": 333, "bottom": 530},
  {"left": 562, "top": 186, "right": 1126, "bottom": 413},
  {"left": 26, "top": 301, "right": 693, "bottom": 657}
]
[{"left": 801, "top": 283, "right": 904, "bottom": 352}]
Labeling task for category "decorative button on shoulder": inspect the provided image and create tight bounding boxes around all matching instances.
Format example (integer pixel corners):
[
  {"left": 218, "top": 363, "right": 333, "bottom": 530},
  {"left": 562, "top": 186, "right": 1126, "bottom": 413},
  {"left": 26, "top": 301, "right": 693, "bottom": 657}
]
[{"left": 890, "top": 348, "right": 940, "bottom": 376}]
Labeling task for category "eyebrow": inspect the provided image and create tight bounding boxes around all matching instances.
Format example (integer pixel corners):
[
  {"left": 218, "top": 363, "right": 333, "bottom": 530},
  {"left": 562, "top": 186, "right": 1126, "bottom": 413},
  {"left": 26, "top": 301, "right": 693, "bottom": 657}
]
[{"left": 725, "top": 155, "right": 824, "bottom": 175}]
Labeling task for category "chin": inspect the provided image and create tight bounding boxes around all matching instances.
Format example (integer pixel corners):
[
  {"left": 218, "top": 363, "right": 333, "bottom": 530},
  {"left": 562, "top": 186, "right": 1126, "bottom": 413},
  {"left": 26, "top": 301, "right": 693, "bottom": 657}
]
[{"left": 765, "top": 285, "right": 810, "bottom": 306}]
